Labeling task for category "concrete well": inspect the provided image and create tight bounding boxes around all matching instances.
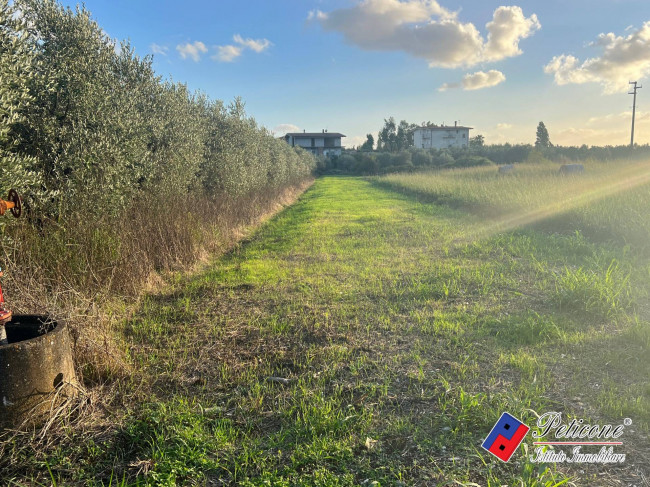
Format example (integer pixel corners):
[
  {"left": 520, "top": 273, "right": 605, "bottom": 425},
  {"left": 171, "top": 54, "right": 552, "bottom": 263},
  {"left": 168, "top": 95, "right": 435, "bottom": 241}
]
[{"left": 0, "top": 315, "right": 77, "bottom": 429}]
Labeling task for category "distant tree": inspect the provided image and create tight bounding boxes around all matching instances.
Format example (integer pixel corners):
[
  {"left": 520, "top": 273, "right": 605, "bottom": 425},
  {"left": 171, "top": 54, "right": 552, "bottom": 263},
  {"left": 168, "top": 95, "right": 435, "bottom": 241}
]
[
  {"left": 535, "top": 122, "right": 552, "bottom": 148},
  {"left": 377, "top": 117, "right": 396, "bottom": 151},
  {"left": 470, "top": 134, "right": 485, "bottom": 148},
  {"left": 360, "top": 133, "right": 374, "bottom": 151},
  {"left": 396, "top": 120, "right": 415, "bottom": 150},
  {"left": 377, "top": 118, "right": 435, "bottom": 151},
  {"left": 396, "top": 121, "right": 408, "bottom": 150}
]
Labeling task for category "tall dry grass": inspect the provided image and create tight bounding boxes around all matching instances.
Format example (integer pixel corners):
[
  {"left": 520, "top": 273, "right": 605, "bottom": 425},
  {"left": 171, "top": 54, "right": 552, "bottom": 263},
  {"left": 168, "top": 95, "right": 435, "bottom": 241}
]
[
  {"left": 377, "top": 160, "right": 650, "bottom": 249},
  {"left": 0, "top": 0, "right": 317, "bottom": 387},
  {"left": 1, "top": 180, "right": 313, "bottom": 383}
]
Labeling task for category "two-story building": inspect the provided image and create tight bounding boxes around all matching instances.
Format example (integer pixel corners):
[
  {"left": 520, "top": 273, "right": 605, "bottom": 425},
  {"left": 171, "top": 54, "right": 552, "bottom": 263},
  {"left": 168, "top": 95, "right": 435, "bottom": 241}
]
[
  {"left": 284, "top": 130, "right": 345, "bottom": 156},
  {"left": 413, "top": 122, "right": 472, "bottom": 150}
]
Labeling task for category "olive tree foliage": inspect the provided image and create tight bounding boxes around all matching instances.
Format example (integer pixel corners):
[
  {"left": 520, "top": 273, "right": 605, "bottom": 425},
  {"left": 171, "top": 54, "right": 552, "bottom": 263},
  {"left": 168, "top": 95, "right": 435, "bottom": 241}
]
[
  {"left": 18, "top": 0, "right": 141, "bottom": 216},
  {"left": 5, "top": 0, "right": 314, "bottom": 222},
  {"left": 0, "top": 0, "right": 42, "bottom": 230},
  {"left": 201, "top": 97, "right": 312, "bottom": 198}
]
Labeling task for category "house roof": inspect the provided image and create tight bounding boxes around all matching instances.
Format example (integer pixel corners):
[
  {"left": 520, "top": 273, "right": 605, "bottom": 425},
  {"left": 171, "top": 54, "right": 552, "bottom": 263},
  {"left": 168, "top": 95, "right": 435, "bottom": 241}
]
[
  {"left": 414, "top": 126, "right": 473, "bottom": 131},
  {"left": 285, "top": 132, "right": 346, "bottom": 138}
]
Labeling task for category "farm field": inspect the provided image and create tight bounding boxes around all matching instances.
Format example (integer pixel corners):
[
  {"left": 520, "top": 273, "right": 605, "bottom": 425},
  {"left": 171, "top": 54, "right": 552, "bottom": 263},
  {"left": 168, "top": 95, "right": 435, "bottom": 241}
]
[
  {"left": 378, "top": 160, "right": 650, "bottom": 251},
  {"left": 3, "top": 1, "right": 650, "bottom": 485},
  {"left": 4, "top": 172, "right": 650, "bottom": 486}
]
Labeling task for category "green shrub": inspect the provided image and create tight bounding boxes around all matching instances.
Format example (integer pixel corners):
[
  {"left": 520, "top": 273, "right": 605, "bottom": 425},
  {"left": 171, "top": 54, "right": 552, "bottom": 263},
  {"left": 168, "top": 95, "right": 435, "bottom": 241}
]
[
  {"left": 433, "top": 151, "right": 455, "bottom": 167},
  {"left": 336, "top": 155, "right": 357, "bottom": 172},
  {"left": 393, "top": 151, "right": 412, "bottom": 167},
  {"left": 412, "top": 151, "right": 432, "bottom": 166},
  {"left": 453, "top": 155, "right": 494, "bottom": 168}
]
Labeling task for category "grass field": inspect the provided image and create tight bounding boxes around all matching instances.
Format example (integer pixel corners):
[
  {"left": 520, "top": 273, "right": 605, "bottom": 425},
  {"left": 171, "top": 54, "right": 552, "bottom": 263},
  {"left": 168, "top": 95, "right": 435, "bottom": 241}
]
[
  {"left": 378, "top": 160, "right": 650, "bottom": 251},
  {"left": 3, "top": 173, "right": 649, "bottom": 486}
]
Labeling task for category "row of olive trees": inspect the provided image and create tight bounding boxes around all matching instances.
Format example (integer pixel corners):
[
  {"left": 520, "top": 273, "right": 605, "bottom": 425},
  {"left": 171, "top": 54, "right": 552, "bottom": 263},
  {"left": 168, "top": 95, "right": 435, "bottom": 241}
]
[{"left": 0, "top": 0, "right": 314, "bottom": 227}]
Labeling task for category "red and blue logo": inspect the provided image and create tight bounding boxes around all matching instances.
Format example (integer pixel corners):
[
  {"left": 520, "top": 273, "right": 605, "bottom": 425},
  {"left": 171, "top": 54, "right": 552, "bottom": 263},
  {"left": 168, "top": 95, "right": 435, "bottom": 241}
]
[{"left": 482, "top": 412, "right": 530, "bottom": 462}]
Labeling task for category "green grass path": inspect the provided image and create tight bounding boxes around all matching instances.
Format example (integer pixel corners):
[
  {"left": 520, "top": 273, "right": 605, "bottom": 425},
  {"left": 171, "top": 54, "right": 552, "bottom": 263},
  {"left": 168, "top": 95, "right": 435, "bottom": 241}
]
[{"left": 44, "top": 177, "right": 650, "bottom": 486}]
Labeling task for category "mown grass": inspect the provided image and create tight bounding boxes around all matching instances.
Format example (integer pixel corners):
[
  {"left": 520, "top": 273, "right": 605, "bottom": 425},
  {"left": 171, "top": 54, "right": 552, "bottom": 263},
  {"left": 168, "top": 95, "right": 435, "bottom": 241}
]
[{"left": 3, "top": 175, "right": 649, "bottom": 486}]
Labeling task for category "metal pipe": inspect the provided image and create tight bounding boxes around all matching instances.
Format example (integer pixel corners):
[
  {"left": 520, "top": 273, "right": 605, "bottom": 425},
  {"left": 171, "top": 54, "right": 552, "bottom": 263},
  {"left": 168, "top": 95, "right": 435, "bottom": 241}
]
[
  {"left": 0, "top": 268, "right": 10, "bottom": 345},
  {"left": 0, "top": 190, "right": 22, "bottom": 345}
]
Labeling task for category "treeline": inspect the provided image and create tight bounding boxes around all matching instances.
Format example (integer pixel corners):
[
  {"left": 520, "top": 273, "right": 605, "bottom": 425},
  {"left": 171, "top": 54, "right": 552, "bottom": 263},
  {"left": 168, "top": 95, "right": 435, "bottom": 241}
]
[
  {"left": 1, "top": 0, "right": 314, "bottom": 220},
  {"left": 0, "top": 0, "right": 315, "bottom": 295},
  {"left": 529, "top": 143, "right": 650, "bottom": 162},
  {"left": 318, "top": 143, "right": 650, "bottom": 175},
  {"left": 340, "top": 117, "right": 650, "bottom": 176},
  {"left": 470, "top": 140, "right": 650, "bottom": 164},
  {"left": 317, "top": 148, "right": 493, "bottom": 175}
]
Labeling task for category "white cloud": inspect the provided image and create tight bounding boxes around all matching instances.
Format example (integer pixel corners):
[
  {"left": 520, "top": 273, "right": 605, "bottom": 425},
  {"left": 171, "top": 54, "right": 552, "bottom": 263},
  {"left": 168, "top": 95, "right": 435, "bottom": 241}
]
[
  {"left": 461, "top": 69, "right": 506, "bottom": 90},
  {"left": 311, "top": 0, "right": 539, "bottom": 68},
  {"left": 438, "top": 81, "right": 460, "bottom": 92},
  {"left": 544, "top": 22, "right": 650, "bottom": 93},
  {"left": 439, "top": 69, "right": 505, "bottom": 91},
  {"left": 346, "top": 135, "right": 367, "bottom": 148},
  {"left": 552, "top": 110, "right": 650, "bottom": 146},
  {"left": 214, "top": 34, "right": 272, "bottom": 63},
  {"left": 176, "top": 41, "right": 208, "bottom": 62},
  {"left": 307, "top": 10, "right": 328, "bottom": 21},
  {"left": 553, "top": 127, "right": 628, "bottom": 146},
  {"left": 214, "top": 45, "right": 243, "bottom": 62},
  {"left": 150, "top": 43, "right": 169, "bottom": 56},
  {"left": 273, "top": 124, "right": 301, "bottom": 136},
  {"left": 233, "top": 34, "right": 271, "bottom": 53},
  {"left": 497, "top": 123, "right": 512, "bottom": 130},
  {"left": 586, "top": 110, "right": 650, "bottom": 127},
  {"left": 484, "top": 7, "right": 540, "bottom": 61}
]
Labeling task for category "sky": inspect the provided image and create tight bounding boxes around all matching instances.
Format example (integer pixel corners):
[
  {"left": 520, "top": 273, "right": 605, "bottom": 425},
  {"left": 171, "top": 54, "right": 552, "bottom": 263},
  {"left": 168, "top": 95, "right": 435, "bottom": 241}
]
[{"left": 60, "top": 0, "right": 650, "bottom": 148}]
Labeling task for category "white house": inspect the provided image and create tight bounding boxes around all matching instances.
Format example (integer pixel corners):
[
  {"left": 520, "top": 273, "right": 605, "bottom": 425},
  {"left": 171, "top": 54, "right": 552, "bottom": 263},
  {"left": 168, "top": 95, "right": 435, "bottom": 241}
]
[
  {"left": 284, "top": 130, "right": 345, "bottom": 156},
  {"left": 413, "top": 122, "right": 472, "bottom": 150}
]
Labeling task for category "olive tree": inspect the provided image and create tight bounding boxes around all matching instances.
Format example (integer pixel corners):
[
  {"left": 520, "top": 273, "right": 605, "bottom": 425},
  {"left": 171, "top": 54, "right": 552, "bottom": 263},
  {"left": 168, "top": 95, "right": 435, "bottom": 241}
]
[{"left": 0, "top": 0, "right": 42, "bottom": 222}]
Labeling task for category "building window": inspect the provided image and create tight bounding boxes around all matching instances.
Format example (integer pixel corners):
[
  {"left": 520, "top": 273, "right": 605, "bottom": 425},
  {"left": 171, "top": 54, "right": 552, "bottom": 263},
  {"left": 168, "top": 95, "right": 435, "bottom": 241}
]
[{"left": 462, "top": 134, "right": 466, "bottom": 138}]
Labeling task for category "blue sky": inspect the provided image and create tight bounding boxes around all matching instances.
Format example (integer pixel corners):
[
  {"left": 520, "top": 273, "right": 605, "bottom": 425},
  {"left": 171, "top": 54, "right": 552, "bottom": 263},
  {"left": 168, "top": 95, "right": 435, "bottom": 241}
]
[{"left": 63, "top": 0, "right": 650, "bottom": 147}]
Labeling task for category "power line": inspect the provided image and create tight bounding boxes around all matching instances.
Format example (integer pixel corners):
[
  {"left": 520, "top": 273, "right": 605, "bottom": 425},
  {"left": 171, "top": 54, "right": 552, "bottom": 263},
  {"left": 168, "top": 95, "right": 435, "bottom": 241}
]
[{"left": 629, "top": 81, "right": 642, "bottom": 147}]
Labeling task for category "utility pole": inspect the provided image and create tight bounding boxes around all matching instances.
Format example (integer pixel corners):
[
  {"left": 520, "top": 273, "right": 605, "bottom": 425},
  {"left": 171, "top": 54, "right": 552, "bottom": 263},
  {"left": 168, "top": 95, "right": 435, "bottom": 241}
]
[{"left": 629, "top": 81, "right": 642, "bottom": 147}]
